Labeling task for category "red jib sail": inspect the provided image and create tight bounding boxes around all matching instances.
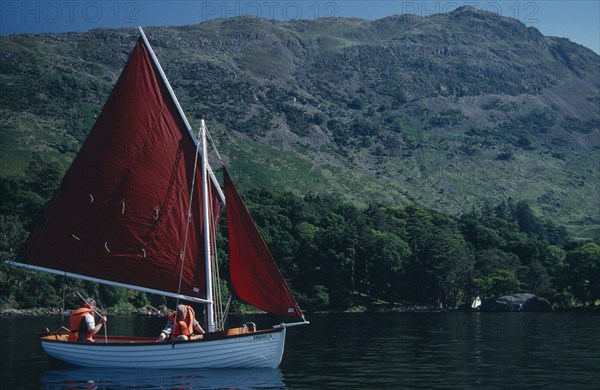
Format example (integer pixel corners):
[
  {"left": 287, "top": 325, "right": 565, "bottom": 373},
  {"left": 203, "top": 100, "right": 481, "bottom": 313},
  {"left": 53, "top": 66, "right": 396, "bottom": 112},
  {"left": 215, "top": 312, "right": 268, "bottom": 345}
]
[
  {"left": 224, "top": 168, "right": 303, "bottom": 318},
  {"left": 18, "top": 38, "right": 221, "bottom": 300}
]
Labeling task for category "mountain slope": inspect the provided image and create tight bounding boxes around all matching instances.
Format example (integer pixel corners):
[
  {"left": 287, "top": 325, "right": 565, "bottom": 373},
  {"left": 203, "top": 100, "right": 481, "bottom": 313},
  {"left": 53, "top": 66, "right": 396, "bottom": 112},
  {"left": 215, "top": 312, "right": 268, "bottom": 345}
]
[{"left": 1, "top": 7, "right": 598, "bottom": 238}]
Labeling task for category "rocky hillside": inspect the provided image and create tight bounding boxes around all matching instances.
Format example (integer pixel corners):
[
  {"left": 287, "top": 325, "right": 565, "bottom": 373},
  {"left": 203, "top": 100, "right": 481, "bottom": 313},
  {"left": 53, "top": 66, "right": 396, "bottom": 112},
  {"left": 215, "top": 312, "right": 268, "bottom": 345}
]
[{"left": 1, "top": 6, "right": 598, "bottom": 238}]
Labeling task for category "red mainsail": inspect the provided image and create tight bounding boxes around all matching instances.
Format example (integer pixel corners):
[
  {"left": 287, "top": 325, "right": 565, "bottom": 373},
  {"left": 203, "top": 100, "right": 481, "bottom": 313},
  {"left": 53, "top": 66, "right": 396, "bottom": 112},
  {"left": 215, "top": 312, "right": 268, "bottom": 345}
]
[
  {"left": 224, "top": 168, "right": 303, "bottom": 318},
  {"left": 18, "top": 38, "right": 221, "bottom": 300}
]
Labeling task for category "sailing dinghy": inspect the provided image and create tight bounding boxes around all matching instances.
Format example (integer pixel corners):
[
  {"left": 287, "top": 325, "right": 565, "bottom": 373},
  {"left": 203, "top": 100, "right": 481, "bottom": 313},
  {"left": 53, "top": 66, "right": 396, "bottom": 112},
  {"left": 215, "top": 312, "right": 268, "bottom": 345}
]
[{"left": 7, "top": 28, "right": 307, "bottom": 368}]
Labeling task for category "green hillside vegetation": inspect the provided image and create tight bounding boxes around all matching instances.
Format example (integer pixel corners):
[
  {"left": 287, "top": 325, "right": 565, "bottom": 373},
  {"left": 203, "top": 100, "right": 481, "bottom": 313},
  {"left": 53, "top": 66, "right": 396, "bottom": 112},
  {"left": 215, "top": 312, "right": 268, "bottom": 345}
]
[
  {"left": 1, "top": 7, "right": 599, "bottom": 311},
  {"left": 1, "top": 7, "right": 598, "bottom": 239}
]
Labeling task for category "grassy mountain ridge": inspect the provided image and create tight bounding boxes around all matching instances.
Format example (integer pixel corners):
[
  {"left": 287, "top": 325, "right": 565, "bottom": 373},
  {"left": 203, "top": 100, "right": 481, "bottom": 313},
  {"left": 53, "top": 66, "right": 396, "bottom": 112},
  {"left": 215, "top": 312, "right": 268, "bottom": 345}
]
[{"left": 1, "top": 7, "right": 598, "bottom": 238}]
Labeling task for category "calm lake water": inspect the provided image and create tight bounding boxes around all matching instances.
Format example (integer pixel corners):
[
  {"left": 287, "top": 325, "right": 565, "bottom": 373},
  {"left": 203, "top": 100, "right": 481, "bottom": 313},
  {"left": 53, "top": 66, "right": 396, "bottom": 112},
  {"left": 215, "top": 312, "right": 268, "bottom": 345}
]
[{"left": 1, "top": 312, "right": 598, "bottom": 389}]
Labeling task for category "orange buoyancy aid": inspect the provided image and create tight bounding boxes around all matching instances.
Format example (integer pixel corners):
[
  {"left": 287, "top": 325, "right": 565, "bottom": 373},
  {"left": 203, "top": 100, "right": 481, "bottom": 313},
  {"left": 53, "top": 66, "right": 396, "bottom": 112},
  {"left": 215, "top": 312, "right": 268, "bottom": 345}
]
[
  {"left": 69, "top": 307, "right": 94, "bottom": 342},
  {"left": 168, "top": 306, "right": 196, "bottom": 338}
]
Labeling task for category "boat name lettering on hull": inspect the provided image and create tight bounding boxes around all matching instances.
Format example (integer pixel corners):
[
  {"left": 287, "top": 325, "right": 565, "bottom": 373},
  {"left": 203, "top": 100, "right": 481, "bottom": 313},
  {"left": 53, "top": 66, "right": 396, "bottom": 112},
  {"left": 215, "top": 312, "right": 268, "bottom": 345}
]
[{"left": 253, "top": 334, "right": 273, "bottom": 341}]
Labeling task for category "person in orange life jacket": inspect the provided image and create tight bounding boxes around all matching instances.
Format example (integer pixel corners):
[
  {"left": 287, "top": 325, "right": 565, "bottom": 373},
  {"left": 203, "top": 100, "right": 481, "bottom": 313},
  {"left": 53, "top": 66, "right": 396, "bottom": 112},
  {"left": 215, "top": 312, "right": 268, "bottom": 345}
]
[
  {"left": 156, "top": 304, "right": 205, "bottom": 342},
  {"left": 69, "top": 298, "right": 107, "bottom": 343}
]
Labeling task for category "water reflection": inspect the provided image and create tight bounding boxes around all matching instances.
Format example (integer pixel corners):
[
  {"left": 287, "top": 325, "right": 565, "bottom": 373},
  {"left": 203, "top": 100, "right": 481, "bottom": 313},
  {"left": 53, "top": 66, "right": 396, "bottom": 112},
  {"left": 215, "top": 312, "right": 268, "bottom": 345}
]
[
  {"left": 41, "top": 367, "right": 285, "bottom": 390},
  {"left": 281, "top": 312, "right": 600, "bottom": 389},
  {"left": 3, "top": 313, "right": 599, "bottom": 389}
]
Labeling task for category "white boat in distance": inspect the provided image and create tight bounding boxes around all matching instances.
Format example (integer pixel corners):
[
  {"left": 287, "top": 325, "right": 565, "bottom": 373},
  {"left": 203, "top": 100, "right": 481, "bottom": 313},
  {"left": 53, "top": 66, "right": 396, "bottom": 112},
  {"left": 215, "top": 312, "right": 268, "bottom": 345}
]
[{"left": 8, "top": 27, "right": 307, "bottom": 368}]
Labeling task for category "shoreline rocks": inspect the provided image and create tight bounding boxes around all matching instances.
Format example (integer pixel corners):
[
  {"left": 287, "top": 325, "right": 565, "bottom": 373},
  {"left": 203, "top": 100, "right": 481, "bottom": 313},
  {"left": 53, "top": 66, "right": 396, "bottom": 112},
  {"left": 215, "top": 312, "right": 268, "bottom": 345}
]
[{"left": 479, "top": 293, "right": 553, "bottom": 312}]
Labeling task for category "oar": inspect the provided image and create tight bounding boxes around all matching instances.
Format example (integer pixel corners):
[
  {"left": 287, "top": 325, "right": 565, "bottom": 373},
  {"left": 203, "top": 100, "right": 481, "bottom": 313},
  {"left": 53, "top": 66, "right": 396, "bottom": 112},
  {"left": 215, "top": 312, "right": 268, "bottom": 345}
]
[{"left": 75, "top": 291, "right": 108, "bottom": 342}]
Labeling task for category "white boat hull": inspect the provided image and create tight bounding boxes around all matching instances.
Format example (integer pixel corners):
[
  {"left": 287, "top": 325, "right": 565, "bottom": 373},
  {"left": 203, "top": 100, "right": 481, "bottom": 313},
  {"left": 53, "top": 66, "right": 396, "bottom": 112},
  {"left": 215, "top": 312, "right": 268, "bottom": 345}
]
[{"left": 40, "top": 328, "right": 286, "bottom": 368}]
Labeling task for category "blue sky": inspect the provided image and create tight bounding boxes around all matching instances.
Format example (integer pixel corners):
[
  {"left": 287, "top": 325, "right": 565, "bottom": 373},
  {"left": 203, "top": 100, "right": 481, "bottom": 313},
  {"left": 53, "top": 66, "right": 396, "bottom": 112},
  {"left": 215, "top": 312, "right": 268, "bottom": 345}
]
[{"left": 1, "top": 1, "right": 599, "bottom": 53}]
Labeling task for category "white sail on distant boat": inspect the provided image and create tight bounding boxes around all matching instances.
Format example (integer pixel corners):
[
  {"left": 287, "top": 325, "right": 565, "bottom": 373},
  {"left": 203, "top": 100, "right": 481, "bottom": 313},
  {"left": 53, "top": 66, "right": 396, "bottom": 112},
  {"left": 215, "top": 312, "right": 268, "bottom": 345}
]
[{"left": 6, "top": 28, "right": 307, "bottom": 368}]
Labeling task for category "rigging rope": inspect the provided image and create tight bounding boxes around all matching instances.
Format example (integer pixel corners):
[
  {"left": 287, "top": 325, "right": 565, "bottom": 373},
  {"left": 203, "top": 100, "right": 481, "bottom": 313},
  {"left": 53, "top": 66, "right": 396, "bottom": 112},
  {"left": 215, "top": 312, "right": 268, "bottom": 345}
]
[
  {"left": 202, "top": 122, "right": 230, "bottom": 330},
  {"left": 205, "top": 127, "right": 225, "bottom": 167},
  {"left": 60, "top": 277, "right": 67, "bottom": 328},
  {"left": 204, "top": 124, "right": 228, "bottom": 331},
  {"left": 212, "top": 230, "right": 223, "bottom": 330},
  {"left": 173, "top": 124, "right": 203, "bottom": 338},
  {"left": 222, "top": 295, "right": 232, "bottom": 328}
]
